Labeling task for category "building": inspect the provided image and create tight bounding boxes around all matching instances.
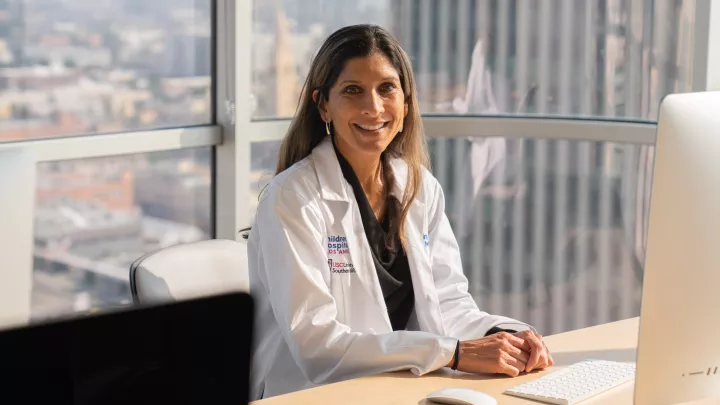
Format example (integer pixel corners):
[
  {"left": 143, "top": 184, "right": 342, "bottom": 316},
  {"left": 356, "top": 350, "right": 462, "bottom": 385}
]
[
  {"left": 36, "top": 169, "right": 135, "bottom": 211},
  {"left": 32, "top": 198, "right": 206, "bottom": 320},
  {"left": 32, "top": 156, "right": 209, "bottom": 320},
  {"left": 133, "top": 156, "right": 212, "bottom": 235},
  {"left": 0, "top": 0, "right": 23, "bottom": 66},
  {"left": 252, "top": 0, "right": 390, "bottom": 117},
  {"left": 390, "top": 0, "right": 694, "bottom": 118},
  {"left": 163, "top": 33, "right": 212, "bottom": 78}
]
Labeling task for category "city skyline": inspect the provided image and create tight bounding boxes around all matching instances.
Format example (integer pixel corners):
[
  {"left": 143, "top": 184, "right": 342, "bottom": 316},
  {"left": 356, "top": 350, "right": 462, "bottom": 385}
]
[{"left": 1, "top": 0, "right": 213, "bottom": 319}]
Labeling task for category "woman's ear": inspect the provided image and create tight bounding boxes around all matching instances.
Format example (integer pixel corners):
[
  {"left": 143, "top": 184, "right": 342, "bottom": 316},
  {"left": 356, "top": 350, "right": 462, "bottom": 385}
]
[{"left": 312, "top": 89, "right": 329, "bottom": 122}]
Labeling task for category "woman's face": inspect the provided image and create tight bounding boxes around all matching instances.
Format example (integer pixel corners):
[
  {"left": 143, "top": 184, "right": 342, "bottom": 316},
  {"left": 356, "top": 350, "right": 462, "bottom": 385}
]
[{"left": 317, "top": 52, "right": 408, "bottom": 160}]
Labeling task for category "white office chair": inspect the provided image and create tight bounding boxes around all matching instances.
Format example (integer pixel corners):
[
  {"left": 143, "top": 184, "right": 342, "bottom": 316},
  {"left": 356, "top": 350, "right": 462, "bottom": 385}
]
[{"left": 129, "top": 237, "right": 249, "bottom": 305}]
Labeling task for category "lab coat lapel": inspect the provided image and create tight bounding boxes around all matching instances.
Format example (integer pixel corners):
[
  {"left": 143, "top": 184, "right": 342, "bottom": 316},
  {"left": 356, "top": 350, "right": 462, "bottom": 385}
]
[
  {"left": 391, "top": 160, "right": 446, "bottom": 336},
  {"left": 312, "top": 138, "right": 392, "bottom": 331},
  {"left": 404, "top": 199, "right": 446, "bottom": 336},
  {"left": 341, "top": 202, "right": 393, "bottom": 330}
]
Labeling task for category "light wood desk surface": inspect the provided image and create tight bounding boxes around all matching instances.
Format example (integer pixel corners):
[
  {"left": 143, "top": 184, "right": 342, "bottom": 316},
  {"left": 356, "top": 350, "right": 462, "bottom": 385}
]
[{"left": 254, "top": 318, "right": 719, "bottom": 404}]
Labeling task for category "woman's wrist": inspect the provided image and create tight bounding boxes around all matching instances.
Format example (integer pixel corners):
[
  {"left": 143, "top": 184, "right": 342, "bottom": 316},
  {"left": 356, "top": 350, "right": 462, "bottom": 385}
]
[
  {"left": 450, "top": 340, "right": 460, "bottom": 370},
  {"left": 448, "top": 340, "right": 461, "bottom": 370},
  {"left": 445, "top": 340, "right": 460, "bottom": 368}
]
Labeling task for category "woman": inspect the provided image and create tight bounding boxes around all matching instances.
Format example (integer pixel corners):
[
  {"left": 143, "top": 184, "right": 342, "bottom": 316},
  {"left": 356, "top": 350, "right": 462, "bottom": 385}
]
[{"left": 247, "top": 24, "right": 553, "bottom": 399}]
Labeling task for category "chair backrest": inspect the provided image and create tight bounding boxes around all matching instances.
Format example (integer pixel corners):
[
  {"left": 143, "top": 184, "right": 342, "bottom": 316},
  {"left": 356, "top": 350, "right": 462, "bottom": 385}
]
[{"left": 130, "top": 239, "right": 249, "bottom": 305}]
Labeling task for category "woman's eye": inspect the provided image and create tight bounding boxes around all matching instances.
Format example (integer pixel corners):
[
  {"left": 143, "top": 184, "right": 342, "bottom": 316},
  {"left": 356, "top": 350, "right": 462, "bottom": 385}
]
[
  {"left": 380, "top": 83, "right": 398, "bottom": 92},
  {"left": 343, "top": 86, "right": 361, "bottom": 94}
]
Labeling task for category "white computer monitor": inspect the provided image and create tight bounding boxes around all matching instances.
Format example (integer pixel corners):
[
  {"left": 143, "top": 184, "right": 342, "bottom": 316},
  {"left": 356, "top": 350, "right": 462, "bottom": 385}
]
[
  {"left": 635, "top": 91, "right": 720, "bottom": 405},
  {"left": 0, "top": 148, "right": 36, "bottom": 328}
]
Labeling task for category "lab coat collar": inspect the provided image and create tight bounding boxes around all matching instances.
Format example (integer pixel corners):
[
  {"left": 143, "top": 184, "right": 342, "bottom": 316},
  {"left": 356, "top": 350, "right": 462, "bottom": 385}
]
[
  {"left": 312, "top": 137, "right": 349, "bottom": 202},
  {"left": 311, "top": 136, "right": 408, "bottom": 202}
]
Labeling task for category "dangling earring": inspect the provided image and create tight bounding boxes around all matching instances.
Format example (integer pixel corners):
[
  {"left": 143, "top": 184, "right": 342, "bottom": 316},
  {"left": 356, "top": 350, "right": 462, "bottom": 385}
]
[{"left": 326, "top": 121, "right": 331, "bottom": 136}]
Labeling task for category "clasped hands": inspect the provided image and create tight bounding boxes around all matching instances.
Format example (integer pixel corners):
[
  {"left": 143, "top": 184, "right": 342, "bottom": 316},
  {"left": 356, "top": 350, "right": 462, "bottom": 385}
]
[{"left": 447, "top": 330, "right": 554, "bottom": 377}]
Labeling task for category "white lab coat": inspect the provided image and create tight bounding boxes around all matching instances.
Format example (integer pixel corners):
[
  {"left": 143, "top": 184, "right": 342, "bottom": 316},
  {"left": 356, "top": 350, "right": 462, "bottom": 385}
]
[{"left": 247, "top": 136, "right": 531, "bottom": 399}]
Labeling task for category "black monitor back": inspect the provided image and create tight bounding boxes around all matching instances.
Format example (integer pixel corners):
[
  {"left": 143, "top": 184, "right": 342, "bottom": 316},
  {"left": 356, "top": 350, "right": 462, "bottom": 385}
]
[{"left": 0, "top": 292, "right": 253, "bottom": 405}]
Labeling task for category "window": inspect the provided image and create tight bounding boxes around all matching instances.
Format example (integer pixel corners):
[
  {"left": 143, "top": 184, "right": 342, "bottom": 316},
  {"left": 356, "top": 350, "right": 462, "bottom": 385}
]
[
  {"left": 251, "top": 0, "right": 695, "bottom": 120},
  {"left": 249, "top": 140, "right": 282, "bottom": 213},
  {"left": 32, "top": 148, "right": 212, "bottom": 321},
  {"left": 430, "top": 136, "right": 652, "bottom": 335},
  {"left": 0, "top": 0, "right": 212, "bottom": 143}
]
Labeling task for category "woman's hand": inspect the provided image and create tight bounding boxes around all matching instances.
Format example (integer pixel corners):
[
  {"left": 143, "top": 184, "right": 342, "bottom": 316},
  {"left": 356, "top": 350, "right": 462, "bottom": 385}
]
[
  {"left": 446, "top": 331, "right": 554, "bottom": 377},
  {"left": 511, "top": 330, "right": 554, "bottom": 372},
  {"left": 446, "top": 332, "right": 531, "bottom": 377}
]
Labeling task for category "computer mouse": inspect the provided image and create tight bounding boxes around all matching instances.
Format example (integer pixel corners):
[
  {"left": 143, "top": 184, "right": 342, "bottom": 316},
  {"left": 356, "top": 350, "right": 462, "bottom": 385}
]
[{"left": 425, "top": 388, "right": 497, "bottom": 405}]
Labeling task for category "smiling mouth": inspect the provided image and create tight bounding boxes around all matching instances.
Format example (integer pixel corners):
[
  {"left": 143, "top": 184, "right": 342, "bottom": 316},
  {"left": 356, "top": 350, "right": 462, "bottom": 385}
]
[{"left": 354, "top": 122, "right": 389, "bottom": 132}]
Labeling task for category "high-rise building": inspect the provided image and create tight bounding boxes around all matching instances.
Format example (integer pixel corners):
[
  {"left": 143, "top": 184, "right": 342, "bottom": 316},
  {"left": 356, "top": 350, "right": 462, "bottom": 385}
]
[
  {"left": 274, "top": 9, "right": 302, "bottom": 117},
  {"left": 390, "top": 0, "right": 694, "bottom": 118},
  {"left": 0, "top": 0, "right": 23, "bottom": 66},
  {"left": 163, "top": 33, "right": 212, "bottom": 78}
]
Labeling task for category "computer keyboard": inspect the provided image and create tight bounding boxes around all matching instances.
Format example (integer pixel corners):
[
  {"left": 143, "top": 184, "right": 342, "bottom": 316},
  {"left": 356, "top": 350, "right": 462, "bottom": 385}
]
[{"left": 504, "top": 359, "right": 636, "bottom": 405}]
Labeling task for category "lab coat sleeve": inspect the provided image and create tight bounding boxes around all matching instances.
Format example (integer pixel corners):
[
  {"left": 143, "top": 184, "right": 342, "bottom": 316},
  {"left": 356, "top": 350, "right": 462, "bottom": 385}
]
[
  {"left": 255, "top": 186, "right": 457, "bottom": 385},
  {"left": 427, "top": 179, "right": 535, "bottom": 341}
]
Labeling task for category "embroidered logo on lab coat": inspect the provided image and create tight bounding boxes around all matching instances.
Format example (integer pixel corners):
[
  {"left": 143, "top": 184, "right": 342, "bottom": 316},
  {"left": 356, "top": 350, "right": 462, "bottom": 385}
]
[
  {"left": 327, "top": 235, "right": 355, "bottom": 274},
  {"left": 327, "top": 258, "right": 356, "bottom": 274}
]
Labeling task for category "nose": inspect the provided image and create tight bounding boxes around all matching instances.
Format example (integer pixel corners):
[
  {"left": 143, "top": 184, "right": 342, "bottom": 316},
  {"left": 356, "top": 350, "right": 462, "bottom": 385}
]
[{"left": 360, "top": 90, "right": 384, "bottom": 116}]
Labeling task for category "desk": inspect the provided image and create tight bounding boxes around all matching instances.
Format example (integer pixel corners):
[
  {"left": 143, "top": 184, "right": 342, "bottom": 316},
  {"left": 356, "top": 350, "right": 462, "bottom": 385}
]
[{"left": 254, "top": 318, "right": 720, "bottom": 404}]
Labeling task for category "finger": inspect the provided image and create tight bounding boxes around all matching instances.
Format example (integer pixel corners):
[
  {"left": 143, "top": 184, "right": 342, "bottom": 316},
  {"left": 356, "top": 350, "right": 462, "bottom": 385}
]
[
  {"left": 503, "top": 342, "right": 530, "bottom": 364},
  {"left": 536, "top": 348, "right": 549, "bottom": 370},
  {"left": 530, "top": 334, "right": 549, "bottom": 370},
  {"left": 543, "top": 341, "right": 554, "bottom": 366},
  {"left": 498, "top": 332, "right": 527, "bottom": 349},
  {"left": 498, "top": 357, "right": 522, "bottom": 377},
  {"left": 524, "top": 334, "right": 543, "bottom": 372},
  {"left": 535, "top": 333, "right": 551, "bottom": 369},
  {"left": 509, "top": 331, "right": 535, "bottom": 352},
  {"left": 502, "top": 353, "right": 527, "bottom": 376}
]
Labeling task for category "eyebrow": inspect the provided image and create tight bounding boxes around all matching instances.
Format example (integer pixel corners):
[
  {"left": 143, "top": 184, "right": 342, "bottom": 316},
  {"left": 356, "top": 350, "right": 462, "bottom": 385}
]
[{"left": 338, "top": 77, "right": 399, "bottom": 85}]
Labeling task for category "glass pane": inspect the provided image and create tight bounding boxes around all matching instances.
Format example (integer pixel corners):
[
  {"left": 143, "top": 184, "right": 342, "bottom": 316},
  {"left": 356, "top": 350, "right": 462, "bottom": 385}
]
[
  {"left": 252, "top": 0, "right": 695, "bottom": 120},
  {"left": 249, "top": 140, "right": 282, "bottom": 216},
  {"left": 32, "top": 148, "right": 212, "bottom": 321},
  {"left": 0, "top": 0, "right": 212, "bottom": 143},
  {"left": 432, "top": 137, "right": 652, "bottom": 335}
]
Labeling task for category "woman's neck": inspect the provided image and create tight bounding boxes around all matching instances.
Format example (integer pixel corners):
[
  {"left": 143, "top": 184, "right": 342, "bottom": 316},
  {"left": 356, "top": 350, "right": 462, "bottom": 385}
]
[
  {"left": 334, "top": 139, "right": 384, "bottom": 196},
  {"left": 344, "top": 152, "right": 383, "bottom": 195}
]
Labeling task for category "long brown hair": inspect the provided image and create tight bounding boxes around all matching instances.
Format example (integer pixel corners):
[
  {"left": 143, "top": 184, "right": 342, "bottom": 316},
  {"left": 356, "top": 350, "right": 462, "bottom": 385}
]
[{"left": 275, "top": 24, "right": 429, "bottom": 248}]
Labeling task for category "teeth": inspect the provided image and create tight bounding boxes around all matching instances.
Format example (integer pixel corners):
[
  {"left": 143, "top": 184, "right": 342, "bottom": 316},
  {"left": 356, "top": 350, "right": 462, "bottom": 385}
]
[{"left": 357, "top": 123, "right": 385, "bottom": 131}]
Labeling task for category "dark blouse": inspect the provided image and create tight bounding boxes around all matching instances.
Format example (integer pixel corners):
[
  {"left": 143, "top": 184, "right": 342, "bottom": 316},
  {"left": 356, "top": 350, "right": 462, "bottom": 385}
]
[{"left": 332, "top": 140, "right": 415, "bottom": 331}]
